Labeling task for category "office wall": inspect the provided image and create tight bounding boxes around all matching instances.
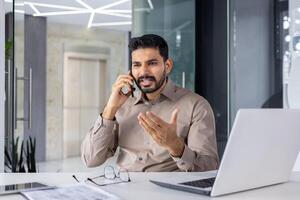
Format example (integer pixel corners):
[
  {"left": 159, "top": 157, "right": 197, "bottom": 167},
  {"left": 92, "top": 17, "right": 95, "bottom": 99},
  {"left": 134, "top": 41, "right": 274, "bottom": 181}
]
[
  {"left": 0, "top": 0, "right": 5, "bottom": 172},
  {"left": 45, "top": 23, "right": 126, "bottom": 161},
  {"left": 229, "top": 0, "right": 275, "bottom": 125}
]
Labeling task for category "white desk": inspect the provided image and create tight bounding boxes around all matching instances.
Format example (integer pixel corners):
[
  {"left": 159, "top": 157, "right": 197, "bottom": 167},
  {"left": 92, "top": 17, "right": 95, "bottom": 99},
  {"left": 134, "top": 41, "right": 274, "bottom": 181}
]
[{"left": 0, "top": 171, "right": 300, "bottom": 200}]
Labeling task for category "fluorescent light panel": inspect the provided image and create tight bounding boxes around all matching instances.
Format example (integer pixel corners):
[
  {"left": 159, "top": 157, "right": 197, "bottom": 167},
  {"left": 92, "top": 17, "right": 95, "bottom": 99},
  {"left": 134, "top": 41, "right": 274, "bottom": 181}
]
[
  {"left": 5, "top": 0, "right": 24, "bottom": 6},
  {"left": 33, "top": 10, "right": 90, "bottom": 17},
  {"left": 88, "top": 12, "right": 95, "bottom": 28},
  {"left": 5, "top": 0, "right": 133, "bottom": 28},
  {"left": 104, "top": 9, "right": 131, "bottom": 13},
  {"left": 27, "top": 3, "right": 40, "bottom": 14},
  {"left": 15, "top": 9, "right": 25, "bottom": 13},
  {"left": 97, "top": 0, "right": 130, "bottom": 10},
  {"left": 24, "top": 2, "right": 84, "bottom": 11},
  {"left": 75, "top": 0, "right": 93, "bottom": 10},
  {"left": 133, "top": 0, "right": 154, "bottom": 12},
  {"left": 92, "top": 21, "right": 132, "bottom": 27},
  {"left": 147, "top": 0, "right": 154, "bottom": 10},
  {"left": 95, "top": 10, "right": 131, "bottom": 18}
]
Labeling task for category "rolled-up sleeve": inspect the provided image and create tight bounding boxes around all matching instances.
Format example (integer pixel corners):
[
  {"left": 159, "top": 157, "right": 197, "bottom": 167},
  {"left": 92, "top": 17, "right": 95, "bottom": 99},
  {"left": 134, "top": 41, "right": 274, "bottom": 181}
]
[
  {"left": 173, "top": 99, "right": 219, "bottom": 171},
  {"left": 81, "top": 114, "right": 118, "bottom": 167}
]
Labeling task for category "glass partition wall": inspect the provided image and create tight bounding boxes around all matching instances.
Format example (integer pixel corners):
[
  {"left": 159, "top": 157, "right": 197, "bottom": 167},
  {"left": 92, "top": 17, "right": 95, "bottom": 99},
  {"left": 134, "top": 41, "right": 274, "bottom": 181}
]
[
  {"left": 286, "top": 0, "right": 300, "bottom": 109},
  {"left": 4, "top": 0, "right": 26, "bottom": 172},
  {"left": 3, "top": 0, "right": 15, "bottom": 173},
  {"left": 229, "top": 0, "right": 284, "bottom": 127},
  {"left": 5, "top": 0, "right": 54, "bottom": 172},
  {"left": 4, "top": 0, "right": 130, "bottom": 172},
  {"left": 229, "top": 0, "right": 299, "bottom": 169},
  {"left": 132, "top": 0, "right": 229, "bottom": 158},
  {"left": 132, "top": 0, "right": 195, "bottom": 91},
  {"left": 287, "top": 0, "right": 300, "bottom": 171}
]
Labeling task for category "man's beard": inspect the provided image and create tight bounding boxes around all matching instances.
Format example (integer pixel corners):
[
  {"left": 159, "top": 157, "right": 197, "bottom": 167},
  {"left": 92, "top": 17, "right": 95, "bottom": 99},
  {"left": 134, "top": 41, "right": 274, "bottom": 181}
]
[{"left": 135, "top": 69, "right": 167, "bottom": 94}]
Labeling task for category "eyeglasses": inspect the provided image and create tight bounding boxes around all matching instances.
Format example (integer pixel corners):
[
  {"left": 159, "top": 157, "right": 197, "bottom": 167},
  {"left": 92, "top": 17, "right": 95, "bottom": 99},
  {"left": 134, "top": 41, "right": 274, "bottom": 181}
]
[{"left": 72, "top": 166, "right": 131, "bottom": 186}]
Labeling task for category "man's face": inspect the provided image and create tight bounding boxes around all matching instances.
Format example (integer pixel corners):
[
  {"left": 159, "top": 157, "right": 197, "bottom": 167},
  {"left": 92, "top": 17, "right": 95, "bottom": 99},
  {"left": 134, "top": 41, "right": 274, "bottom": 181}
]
[{"left": 131, "top": 48, "right": 172, "bottom": 93}]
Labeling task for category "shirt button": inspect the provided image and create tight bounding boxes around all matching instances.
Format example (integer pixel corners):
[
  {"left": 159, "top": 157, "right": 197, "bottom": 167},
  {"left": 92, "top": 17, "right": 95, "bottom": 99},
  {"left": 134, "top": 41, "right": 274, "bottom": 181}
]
[{"left": 138, "top": 157, "right": 143, "bottom": 161}]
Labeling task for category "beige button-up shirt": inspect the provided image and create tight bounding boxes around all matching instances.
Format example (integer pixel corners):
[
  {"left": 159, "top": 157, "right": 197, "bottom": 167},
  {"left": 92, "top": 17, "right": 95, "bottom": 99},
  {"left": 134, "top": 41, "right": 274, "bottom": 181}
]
[{"left": 81, "top": 80, "right": 219, "bottom": 172}]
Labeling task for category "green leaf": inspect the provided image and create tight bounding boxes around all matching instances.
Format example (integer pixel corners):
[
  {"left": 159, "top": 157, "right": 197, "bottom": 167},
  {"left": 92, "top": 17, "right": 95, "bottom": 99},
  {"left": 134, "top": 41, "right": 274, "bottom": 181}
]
[{"left": 5, "top": 40, "right": 13, "bottom": 59}]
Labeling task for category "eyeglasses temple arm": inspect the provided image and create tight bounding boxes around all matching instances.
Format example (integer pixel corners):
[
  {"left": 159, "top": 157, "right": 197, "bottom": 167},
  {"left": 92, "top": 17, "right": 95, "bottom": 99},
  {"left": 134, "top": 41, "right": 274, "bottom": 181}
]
[{"left": 72, "top": 175, "right": 80, "bottom": 182}]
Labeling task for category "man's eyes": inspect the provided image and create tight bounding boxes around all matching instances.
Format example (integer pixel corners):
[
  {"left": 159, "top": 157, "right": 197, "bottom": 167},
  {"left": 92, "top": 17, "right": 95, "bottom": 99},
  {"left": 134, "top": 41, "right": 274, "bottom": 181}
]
[
  {"left": 132, "top": 64, "right": 141, "bottom": 68},
  {"left": 132, "top": 62, "right": 158, "bottom": 67},
  {"left": 148, "top": 62, "right": 158, "bottom": 65}
]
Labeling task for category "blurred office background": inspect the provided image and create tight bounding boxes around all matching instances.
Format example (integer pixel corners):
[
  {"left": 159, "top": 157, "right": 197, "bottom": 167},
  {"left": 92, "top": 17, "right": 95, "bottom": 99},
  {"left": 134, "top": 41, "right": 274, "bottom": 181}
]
[{"left": 1, "top": 0, "right": 300, "bottom": 172}]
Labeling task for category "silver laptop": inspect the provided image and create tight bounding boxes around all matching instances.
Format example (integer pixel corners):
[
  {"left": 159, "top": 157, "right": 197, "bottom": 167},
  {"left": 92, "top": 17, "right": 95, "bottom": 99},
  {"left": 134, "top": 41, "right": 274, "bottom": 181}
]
[{"left": 150, "top": 109, "right": 300, "bottom": 196}]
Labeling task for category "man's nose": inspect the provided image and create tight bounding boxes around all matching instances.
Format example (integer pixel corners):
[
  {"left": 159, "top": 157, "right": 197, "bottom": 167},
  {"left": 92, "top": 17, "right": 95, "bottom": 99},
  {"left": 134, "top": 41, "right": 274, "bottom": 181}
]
[{"left": 141, "top": 63, "right": 151, "bottom": 72}]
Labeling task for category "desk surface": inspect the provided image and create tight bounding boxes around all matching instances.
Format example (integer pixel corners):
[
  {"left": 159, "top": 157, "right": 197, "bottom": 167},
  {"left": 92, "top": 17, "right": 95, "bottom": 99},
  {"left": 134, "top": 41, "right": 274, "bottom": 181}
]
[{"left": 1, "top": 171, "right": 300, "bottom": 200}]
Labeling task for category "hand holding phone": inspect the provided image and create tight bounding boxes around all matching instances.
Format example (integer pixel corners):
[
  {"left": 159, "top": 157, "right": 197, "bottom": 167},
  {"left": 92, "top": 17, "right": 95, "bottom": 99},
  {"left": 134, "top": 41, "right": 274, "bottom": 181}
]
[
  {"left": 102, "top": 71, "right": 135, "bottom": 120},
  {"left": 121, "top": 70, "right": 136, "bottom": 97}
]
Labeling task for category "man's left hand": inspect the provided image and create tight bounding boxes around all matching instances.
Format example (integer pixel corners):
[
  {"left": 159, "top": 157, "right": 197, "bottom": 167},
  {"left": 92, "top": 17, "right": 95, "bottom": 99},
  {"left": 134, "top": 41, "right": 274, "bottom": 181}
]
[{"left": 137, "top": 108, "right": 185, "bottom": 157}]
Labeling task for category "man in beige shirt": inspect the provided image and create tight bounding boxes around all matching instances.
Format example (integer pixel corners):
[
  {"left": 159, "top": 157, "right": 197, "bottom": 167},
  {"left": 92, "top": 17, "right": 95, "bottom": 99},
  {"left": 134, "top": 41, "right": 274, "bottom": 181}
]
[{"left": 81, "top": 34, "right": 219, "bottom": 172}]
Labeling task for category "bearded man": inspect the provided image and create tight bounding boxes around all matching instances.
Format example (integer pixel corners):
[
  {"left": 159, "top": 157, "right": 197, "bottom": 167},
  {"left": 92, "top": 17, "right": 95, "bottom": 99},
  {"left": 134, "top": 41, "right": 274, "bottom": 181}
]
[{"left": 81, "top": 34, "right": 219, "bottom": 172}]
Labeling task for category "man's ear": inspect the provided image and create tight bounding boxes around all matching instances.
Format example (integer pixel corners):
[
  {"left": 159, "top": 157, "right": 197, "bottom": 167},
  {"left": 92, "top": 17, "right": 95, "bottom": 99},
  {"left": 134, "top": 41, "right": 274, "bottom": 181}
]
[{"left": 165, "top": 58, "right": 173, "bottom": 74}]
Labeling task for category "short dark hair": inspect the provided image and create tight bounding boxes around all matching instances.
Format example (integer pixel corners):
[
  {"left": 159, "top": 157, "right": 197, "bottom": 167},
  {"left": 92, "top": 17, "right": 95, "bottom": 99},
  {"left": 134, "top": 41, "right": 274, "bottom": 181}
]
[{"left": 128, "top": 34, "right": 169, "bottom": 61}]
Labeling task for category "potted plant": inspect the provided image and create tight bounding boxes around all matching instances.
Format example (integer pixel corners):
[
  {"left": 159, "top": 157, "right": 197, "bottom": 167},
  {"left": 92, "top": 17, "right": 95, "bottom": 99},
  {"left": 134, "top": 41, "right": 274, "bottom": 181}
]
[{"left": 5, "top": 136, "right": 37, "bottom": 173}]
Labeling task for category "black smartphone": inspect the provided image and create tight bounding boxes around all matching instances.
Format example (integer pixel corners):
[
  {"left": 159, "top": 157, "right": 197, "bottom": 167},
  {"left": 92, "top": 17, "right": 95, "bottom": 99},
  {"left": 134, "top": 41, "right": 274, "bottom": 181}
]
[{"left": 121, "top": 70, "right": 136, "bottom": 97}]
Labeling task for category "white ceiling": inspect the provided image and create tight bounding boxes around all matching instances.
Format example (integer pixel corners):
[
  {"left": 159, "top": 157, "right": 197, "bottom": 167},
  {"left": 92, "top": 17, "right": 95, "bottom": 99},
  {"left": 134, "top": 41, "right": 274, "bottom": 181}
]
[{"left": 5, "top": 0, "right": 134, "bottom": 31}]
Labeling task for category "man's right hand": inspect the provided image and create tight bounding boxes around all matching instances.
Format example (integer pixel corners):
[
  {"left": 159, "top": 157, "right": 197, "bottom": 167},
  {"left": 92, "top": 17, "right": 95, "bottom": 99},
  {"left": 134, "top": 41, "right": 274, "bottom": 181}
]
[{"left": 102, "top": 74, "right": 134, "bottom": 120}]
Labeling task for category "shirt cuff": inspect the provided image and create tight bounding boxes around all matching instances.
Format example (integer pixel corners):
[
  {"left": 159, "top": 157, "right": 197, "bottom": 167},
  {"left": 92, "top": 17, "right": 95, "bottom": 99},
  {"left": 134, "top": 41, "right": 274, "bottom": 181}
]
[
  {"left": 172, "top": 145, "right": 195, "bottom": 169},
  {"left": 91, "top": 113, "right": 116, "bottom": 135}
]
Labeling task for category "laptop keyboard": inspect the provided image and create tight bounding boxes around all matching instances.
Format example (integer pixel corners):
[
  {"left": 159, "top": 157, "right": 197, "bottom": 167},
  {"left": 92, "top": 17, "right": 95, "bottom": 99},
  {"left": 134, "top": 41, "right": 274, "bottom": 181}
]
[{"left": 179, "top": 177, "right": 215, "bottom": 188}]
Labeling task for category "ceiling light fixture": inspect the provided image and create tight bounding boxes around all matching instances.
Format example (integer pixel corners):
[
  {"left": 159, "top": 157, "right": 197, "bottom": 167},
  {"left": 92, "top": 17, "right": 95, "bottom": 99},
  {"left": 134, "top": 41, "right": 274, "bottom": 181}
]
[
  {"left": 33, "top": 10, "right": 90, "bottom": 17},
  {"left": 25, "top": 2, "right": 84, "bottom": 11},
  {"left": 15, "top": 9, "right": 25, "bottom": 13},
  {"left": 134, "top": 0, "right": 154, "bottom": 12},
  {"left": 27, "top": 3, "right": 40, "bottom": 14},
  {"left": 147, "top": 0, "right": 154, "bottom": 10},
  {"left": 103, "top": 9, "right": 131, "bottom": 13},
  {"left": 75, "top": 0, "right": 93, "bottom": 10},
  {"left": 95, "top": 10, "right": 131, "bottom": 18},
  {"left": 88, "top": 12, "right": 95, "bottom": 28},
  {"left": 97, "top": 0, "right": 130, "bottom": 11},
  {"left": 5, "top": 0, "right": 134, "bottom": 28},
  {"left": 92, "top": 21, "right": 132, "bottom": 27},
  {"left": 31, "top": 9, "right": 131, "bottom": 19},
  {"left": 5, "top": 0, "right": 24, "bottom": 6}
]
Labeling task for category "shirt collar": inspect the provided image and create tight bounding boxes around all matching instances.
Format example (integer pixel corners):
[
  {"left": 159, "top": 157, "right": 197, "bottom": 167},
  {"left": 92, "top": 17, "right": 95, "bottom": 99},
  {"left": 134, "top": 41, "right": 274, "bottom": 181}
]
[
  {"left": 133, "top": 78, "right": 177, "bottom": 105},
  {"left": 161, "top": 79, "right": 177, "bottom": 101}
]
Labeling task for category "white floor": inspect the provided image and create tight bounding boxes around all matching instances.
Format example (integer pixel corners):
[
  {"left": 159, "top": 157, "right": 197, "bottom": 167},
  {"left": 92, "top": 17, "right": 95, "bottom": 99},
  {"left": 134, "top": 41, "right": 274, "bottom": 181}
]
[{"left": 37, "top": 152, "right": 300, "bottom": 172}]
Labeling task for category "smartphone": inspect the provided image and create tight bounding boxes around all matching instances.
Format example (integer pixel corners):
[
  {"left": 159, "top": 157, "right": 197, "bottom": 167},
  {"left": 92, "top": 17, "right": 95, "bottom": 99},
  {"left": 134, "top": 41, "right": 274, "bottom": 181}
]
[
  {"left": 0, "top": 182, "right": 54, "bottom": 195},
  {"left": 120, "top": 70, "right": 136, "bottom": 97}
]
